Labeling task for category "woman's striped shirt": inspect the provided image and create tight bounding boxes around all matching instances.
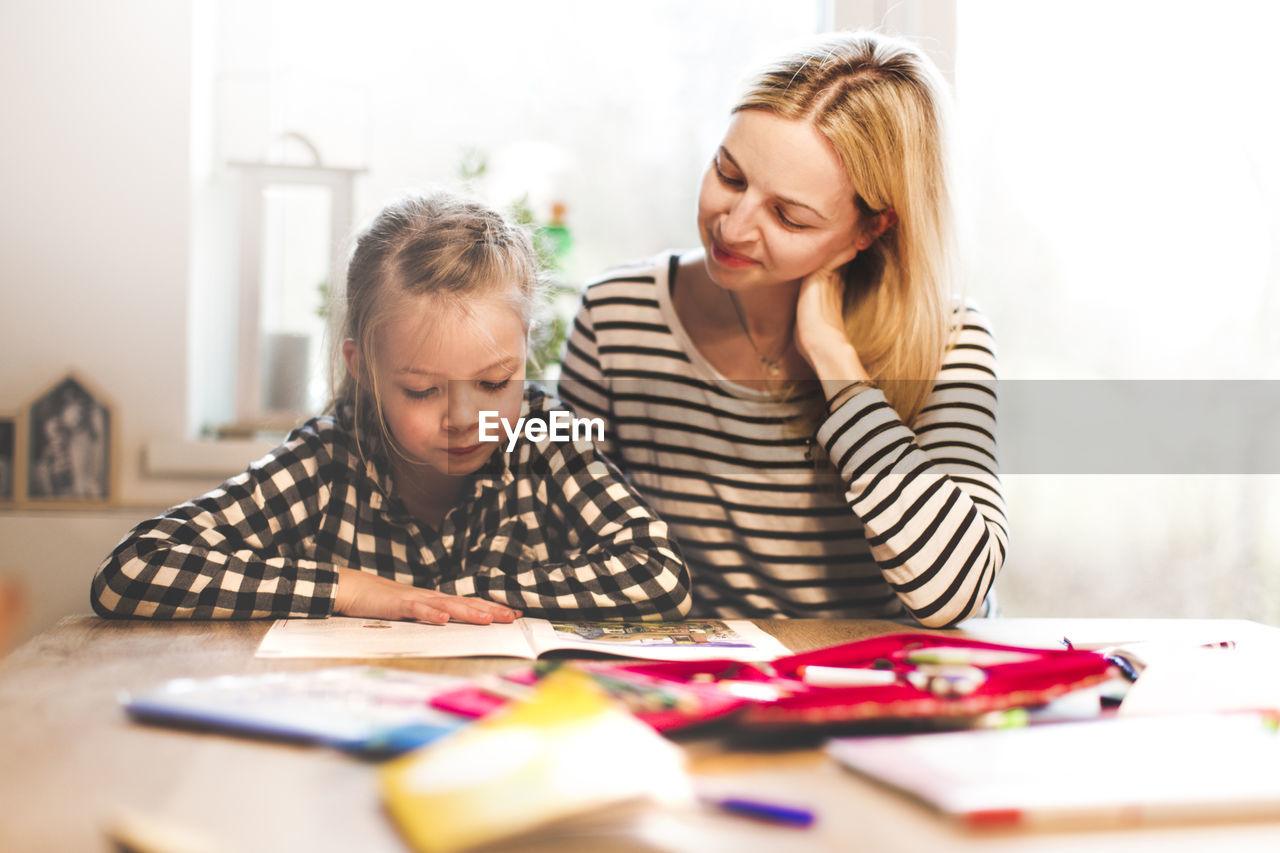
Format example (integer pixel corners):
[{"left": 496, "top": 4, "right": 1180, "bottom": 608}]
[{"left": 557, "top": 253, "right": 1007, "bottom": 627}]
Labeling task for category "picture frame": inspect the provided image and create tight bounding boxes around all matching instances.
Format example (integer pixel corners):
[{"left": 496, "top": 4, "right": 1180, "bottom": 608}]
[
  {"left": 23, "top": 373, "right": 117, "bottom": 506},
  {"left": 0, "top": 415, "right": 15, "bottom": 503}
]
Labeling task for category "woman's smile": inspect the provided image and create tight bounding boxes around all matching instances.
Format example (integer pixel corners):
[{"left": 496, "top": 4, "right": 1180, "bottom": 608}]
[{"left": 710, "top": 238, "right": 761, "bottom": 269}]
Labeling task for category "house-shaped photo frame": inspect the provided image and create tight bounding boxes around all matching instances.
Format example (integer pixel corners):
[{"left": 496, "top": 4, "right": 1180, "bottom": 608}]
[
  {"left": 23, "top": 373, "right": 118, "bottom": 506},
  {"left": 0, "top": 414, "right": 15, "bottom": 504}
]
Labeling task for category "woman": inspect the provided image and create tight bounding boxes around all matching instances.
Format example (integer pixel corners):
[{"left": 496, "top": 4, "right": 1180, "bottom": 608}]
[{"left": 558, "top": 31, "right": 1005, "bottom": 627}]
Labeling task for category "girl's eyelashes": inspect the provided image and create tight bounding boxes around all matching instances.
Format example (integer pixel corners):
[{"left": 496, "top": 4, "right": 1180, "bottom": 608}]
[
  {"left": 402, "top": 379, "right": 512, "bottom": 399},
  {"left": 402, "top": 386, "right": 439, "bottom": 400}
]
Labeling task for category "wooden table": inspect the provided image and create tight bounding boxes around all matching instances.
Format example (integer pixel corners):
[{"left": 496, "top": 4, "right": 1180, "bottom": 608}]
[{"left": 3, "top": 616, "right": 1280, "bottom": 853}]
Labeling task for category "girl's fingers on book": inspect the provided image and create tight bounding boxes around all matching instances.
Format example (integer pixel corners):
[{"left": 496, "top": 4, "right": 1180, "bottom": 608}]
[
  {"left": 411, "top": 593, "right": 518, "bottom": 625},
  {"left": 405, "top": 599, "right": 452, "bottom": 625},
  {"left": 429, "top": 593, "right": 520, "bottom": 623},
  {"left": 336, "top": 568, "right": 520, "bottom": 625}
]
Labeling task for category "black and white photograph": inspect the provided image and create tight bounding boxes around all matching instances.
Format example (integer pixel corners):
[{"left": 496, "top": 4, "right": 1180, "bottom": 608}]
[
  {"left": 0, "top": 417, "right": 14, "bottom": 502},
  {"left": 26, "top": 375, "right": 112, "bottom": 502}
]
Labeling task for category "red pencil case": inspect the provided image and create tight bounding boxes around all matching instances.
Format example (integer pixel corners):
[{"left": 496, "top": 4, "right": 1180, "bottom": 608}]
[{"left": 594, "top": 633, "right": 1117, "bottom": 730}]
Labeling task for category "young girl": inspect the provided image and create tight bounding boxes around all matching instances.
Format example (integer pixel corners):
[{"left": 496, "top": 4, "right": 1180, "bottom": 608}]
[
  {"left": 92, "top": 191, "right": 691, "bottom": 624},
  {"left": 559, "top": 31, "right": 1006, "bottom": 627}
]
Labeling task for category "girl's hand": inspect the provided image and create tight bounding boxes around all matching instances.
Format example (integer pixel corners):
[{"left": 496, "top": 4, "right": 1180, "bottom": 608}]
[
  {"left": 334, "top": 567, "right": 521, "bottom": 625},
  {"left": 794, "top": 247, "right": 868, "bottom": 385}
]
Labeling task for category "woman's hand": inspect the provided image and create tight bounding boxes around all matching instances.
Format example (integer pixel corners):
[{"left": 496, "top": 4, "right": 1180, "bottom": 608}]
[
  {"left": 334, "top": 567, "right": 521, "bottom": 625},
  {"left": 794, "top": 248, "right": 869, "bottom": 391}
]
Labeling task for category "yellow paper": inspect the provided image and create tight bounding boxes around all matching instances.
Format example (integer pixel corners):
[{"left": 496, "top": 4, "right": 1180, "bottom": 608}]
[{"left": 381, "top": 669, "right": 690, "bottom": 853}]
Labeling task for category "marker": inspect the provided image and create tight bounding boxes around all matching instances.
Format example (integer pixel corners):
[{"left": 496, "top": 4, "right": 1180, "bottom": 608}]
[
  {"left": 702, "top": 796, "right": 816, "bottom": 828},
  {"left": 797, "top": 665, "right": 898, "bottom": 688},
  {"left": 902, "top": 648, "right": 1036, "bottom": 666}
]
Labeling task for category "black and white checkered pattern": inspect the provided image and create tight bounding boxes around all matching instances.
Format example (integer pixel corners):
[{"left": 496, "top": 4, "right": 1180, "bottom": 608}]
[{"left": 91, "top": 388, "right": 692, "bottom": 621}]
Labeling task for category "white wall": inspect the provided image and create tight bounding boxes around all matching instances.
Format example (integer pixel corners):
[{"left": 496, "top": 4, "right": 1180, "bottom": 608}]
[{"left": 0, "top": 0, "right": 220, "bottom": 646}]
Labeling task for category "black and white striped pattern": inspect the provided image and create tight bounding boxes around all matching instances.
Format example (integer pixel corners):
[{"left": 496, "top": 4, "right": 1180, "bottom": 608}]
[
  {"left": 91, "top": 387, "right": 691, "bottom": 621},
  {"left": 557, "top": 253, "right": 1006, "bottom": 627}
]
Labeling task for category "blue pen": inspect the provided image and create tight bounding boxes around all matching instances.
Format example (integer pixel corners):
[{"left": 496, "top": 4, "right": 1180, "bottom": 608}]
[{"left": 703, "top": 795, "right": 816, "bottom": 828}]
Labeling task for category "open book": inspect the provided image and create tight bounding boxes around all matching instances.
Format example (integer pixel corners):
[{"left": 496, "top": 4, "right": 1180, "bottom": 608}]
[{"left": 256, "top": 615, "right": 790, "bottom": 662}]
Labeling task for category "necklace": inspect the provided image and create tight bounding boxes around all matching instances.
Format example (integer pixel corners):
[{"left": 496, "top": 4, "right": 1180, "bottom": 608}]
[{"left": 726, "top": 290, "right": 791, "bottom": 377}]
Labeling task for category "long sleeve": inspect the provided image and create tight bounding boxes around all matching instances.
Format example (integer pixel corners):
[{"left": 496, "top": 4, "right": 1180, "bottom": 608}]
[
  {"left": 817, "top": 308, "right": 1007, "bottom": 627},
  {"left": 434, "top": 397, "right": 692, "bottom": 622},
  {"left": 557, "top": 286, "right": 618, "bottom": 459},
  {"left": 91, "top": 426, "right": 341, "bottom": 619}
]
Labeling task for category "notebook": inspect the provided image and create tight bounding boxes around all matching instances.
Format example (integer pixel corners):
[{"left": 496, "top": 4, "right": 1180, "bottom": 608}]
[
  {"left": 827, "top": 712, "right": 1280, "bottom": 828},
  {"left": 382, "top": 668, "right": 691, "bottom": 853},
  {"left": 256, "top": 616, "right": 789, "bottom": 662},
  {"left": 124, "top": 666, "right": 468, "bottom": 755}
]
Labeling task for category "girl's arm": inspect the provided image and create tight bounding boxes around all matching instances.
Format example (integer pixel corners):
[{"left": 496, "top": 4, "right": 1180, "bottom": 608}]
[
  {"left": 90, "top": 423, "right": 515, "bottom": 623},
  {"left": 333, "top": 568, "right": 518, "bottom": 624},
  {"left": 90, "top": 429, "right": 340, "bottom": 620},
  {"left": 438, "top": 432, "right": 693, "bottom": 622},
  {"left": 549, "top": 296, "right": 691, "bottom": 619},
  {"left": 816, "top": 308, "right": 1007, "bottom": 628}
]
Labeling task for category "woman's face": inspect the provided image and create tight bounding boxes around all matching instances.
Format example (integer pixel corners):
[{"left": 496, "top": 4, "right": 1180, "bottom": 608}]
[{"left": 697, "top": 109, "right": 864, "bottom": 291}]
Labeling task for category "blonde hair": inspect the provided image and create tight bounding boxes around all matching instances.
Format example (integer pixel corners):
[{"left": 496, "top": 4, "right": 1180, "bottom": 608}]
[
  {"left": 735, "top": 31, "right": 956, "bottom": 425},
  {"left": 330, "top": 191, "right": 540, "bottom": 460}
]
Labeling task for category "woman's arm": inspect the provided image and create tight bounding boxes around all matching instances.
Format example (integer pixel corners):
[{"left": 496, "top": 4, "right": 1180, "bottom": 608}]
[{"left": 817, "top": 309, "right": 1006, "bottom": 627}]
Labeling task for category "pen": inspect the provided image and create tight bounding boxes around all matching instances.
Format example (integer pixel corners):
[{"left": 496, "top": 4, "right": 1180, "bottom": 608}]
[{"left": 702, "top": 795, "right": 816, "bottom": 828}]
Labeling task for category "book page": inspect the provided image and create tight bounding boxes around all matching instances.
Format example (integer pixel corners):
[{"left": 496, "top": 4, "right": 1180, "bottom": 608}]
[
  {"left": 256, "top": 616, "right": 536, "bottom": 659},
  {"left": 525, "top": 619, "right": 790, "bottom": 662},
  {"left": 1118, "top": 647, "right": 1280, "bottom": 716},
  {"left": 828, "top": 713, "right": 1280, "bottom": 828}
]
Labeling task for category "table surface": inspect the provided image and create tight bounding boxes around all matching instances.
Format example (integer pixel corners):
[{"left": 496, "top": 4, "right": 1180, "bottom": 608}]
[{"left": 4, "top": 615, "right": 1280, "bottom": 853}]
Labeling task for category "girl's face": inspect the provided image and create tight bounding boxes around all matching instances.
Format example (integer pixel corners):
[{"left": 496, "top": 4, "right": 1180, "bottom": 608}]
[
  {"left": 697, "top": 109, "right": 865, "bottom": 291},
  {"left": 354, "top": 292, "right": 527, "bottom": 479}
]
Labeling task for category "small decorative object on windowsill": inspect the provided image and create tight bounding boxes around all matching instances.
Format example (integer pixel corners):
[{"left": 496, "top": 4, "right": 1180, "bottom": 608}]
[
  {"left": 0, "top": 415, "right": 16, "bottom": 504},
  {"left": 21, "top": 372, "right": 118, "bottom": 507}
]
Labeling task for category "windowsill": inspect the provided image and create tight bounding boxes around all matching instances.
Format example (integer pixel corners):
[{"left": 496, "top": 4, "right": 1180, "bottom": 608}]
[{"left": 144, "top": 439, "right": 278, "bottom": 479}]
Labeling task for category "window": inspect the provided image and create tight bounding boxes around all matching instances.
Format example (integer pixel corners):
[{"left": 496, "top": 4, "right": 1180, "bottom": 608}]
[
  {"left": 953, "top": 0, "right": 1280, "bottom": 620},
  {"left": 190, "top": 0, "right": 829, "bottom": 436}
]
